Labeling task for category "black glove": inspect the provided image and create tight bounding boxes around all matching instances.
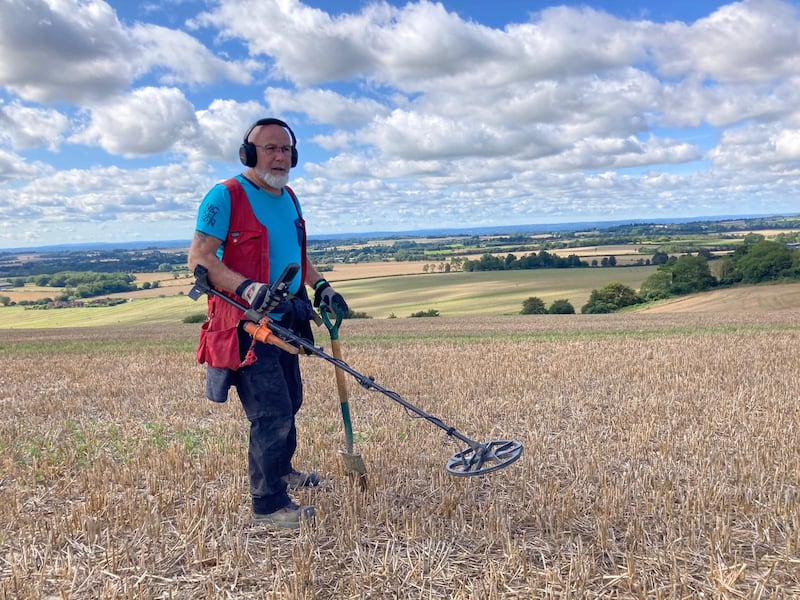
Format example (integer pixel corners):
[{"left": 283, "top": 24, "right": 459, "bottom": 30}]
[
  {"left": 236, "top": 279, "right": 280, "bottom": 313},
  {"left": 313, "top": 279, "right": 349, "bottom": 315}
]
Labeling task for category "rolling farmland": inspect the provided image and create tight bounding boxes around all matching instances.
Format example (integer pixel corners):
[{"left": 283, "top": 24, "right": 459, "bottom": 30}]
[
  {"left": 1, "top": 298, "right": 799, "bottom": 597},
  {"left": 0, "top": 265, "right": 658, "bottom": 327}
]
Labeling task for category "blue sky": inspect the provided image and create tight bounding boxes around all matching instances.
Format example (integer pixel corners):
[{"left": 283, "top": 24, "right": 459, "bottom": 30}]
[{"left": 0, "top": 0, "right": 798, "bottom": 248}]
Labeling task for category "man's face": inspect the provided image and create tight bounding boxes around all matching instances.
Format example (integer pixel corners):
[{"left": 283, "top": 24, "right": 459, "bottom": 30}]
[{"left": 251, "top": 124, "right": 292, "bottom": 191}]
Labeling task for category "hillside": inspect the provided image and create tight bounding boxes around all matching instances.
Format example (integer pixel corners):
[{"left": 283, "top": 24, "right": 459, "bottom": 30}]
[{"left": 637, "top": 281, "right": 800, "bottom": 313}]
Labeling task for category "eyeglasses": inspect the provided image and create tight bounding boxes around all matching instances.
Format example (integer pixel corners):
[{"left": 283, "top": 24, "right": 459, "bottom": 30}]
[{"left": 253, "top": 144, "right": 293, "bottom": 156}]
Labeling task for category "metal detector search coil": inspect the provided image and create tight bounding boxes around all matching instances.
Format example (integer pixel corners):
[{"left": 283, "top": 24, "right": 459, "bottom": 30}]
[
  {"left": 446, "top": 439, "right": 523, "bottom": 476},
  {"left": 190, "top": 264, "right": 524, "bottom": 477}
]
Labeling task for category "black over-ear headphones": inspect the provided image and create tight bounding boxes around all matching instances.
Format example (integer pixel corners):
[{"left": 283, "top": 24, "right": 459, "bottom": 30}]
[{"left": 239, "top": 117, "right": 298, "bottom": 168}]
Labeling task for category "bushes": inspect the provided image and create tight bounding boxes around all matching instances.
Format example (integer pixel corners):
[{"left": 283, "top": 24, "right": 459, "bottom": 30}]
[
  {"left": 344, "top": 309, "right": 371, "bottom": 319},
  {"left": 410, "top": 309, "right": 440, "bottom": 317},
  {"left": 183, "top": 313, "right": 207, "bottom": 324},
  {"left": 735, "top": 240, "right": 795, "bottom": 283},
  {"left": 581, "top": 282, "right": 642, "bottom": 314},
  {"left": 521, "top": 297, "right": 546, "bottom": 314},
  {"left": 521, "top": 297, "right": 575, "bottom": 315},
  {"left": 548, "top": 299, "right": 575, "bottom": 314}
]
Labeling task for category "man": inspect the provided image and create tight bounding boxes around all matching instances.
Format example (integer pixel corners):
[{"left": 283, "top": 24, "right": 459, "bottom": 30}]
[{"left": 188, "top": 118, "right": 348, "bottom": 529}]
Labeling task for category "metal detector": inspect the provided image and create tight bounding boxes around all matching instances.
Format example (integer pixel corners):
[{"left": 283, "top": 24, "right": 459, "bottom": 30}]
[{"left": 190, "top": 265, "right": 523, "bottom": 477}]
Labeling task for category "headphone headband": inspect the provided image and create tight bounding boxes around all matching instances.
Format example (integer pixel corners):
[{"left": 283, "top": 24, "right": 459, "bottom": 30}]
[{"left": 239, "top": 117, "right": 298, "bottom": 168}]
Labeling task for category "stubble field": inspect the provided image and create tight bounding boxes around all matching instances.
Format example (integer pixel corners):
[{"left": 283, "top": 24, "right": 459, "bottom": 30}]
[{"left": 1, "top": 308, "right": 799, "bottom": 598}]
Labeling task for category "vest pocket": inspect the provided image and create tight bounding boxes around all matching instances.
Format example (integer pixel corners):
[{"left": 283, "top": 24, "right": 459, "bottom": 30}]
[
  {"left": 197, "top": 320, "right": 242, "bottom": 370},
  {"left": 228, "top": 229, "right": 264, "bottom": 272}
]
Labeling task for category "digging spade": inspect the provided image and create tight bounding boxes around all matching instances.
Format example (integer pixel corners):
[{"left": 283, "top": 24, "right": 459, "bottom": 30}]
[{"left": 320, "top": 305, "right": 368, "bottom": 489}]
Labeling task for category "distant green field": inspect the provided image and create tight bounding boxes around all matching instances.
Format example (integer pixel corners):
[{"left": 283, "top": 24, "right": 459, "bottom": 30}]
[
  {"left": 0, "top": 296, "right": 200, "bottom": 329},
  {"left": 0, "top": 266, "right": 656, "bottom": 328},
  {"left": 339, "top": 266, "right": 656, "bottom": 318}
]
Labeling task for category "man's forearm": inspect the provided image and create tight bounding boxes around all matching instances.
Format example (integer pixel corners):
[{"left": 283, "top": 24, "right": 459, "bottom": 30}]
[
  {"left": 304, "top": 257, "right": 325, "bottom": 287},
  {"left": 188, "top": 231, "right": 248, "bottom": 294}
]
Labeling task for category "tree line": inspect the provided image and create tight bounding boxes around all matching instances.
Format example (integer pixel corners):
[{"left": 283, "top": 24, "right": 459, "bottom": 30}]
[
  {"left": 0, "top": 271, "right": 162, "bottom": 306},
  {"left": 581, "top": 237, "right": 799, "bottom": 314},
  {"left": 519, "top": 236, "right": 799, "bottom": 315},
  {"left": 462, "top": 250, "right": 588, "bottom": 271},
  {"left": 0, "top": 249, "right": 186, "bottom": 279}
]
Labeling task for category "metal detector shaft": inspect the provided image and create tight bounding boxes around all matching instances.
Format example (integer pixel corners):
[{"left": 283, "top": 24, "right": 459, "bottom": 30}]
[
  {"left": 268, "top": 320, "right": 523, "bottom": 476},
  {"left": 268, "top": 320, "right": 476, "bottom": 447}
]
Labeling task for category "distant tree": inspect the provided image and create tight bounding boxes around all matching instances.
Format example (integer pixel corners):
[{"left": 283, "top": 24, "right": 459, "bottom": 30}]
[
  {"left": 651, "top": 250, "right": 669, "bottom": 265},
  {"left": 669, "top": 255, "right": 716, "bottom": 294},
  {"left": 735, "top": 240, "right": 795, "bottom": 283},
  {"left": 639, "top": 271, "right": 672, "bottom": 301},
  {"left": 742, "top": 233, "right": 765, "bottom": 245},
  {"left": 49, "top": 273, "right": 67, "bottom": 287},
  {"left": 410, "top": 309, "right": 439, "bottom": 317},
  {"left": 716, "top": 255, "right": 738, "bottom": 285},
  {"left": 521, "top": 297, "right": 547, "bottom": 314},
  {"left": 581, "top": 282, "right": 642, "bottom": 314},
  {"left": 548, "top": 299, "right": 575, "bottom": 314}
]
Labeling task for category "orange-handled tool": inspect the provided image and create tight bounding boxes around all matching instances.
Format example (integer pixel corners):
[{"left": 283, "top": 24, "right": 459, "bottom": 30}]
[{"left": 243, "top": 320, "right": 299, "bottom": 355}]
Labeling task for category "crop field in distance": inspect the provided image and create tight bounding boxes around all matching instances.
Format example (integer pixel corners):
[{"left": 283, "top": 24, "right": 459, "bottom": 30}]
[
  {"left": 0, "top": 265, "right": 660, "bottom": 327},
  {"left": 1, "top": 299, "right": 799, "bottom": 598}
]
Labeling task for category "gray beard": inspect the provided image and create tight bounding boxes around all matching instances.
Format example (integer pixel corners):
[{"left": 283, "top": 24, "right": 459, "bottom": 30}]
[{"left": 257, "top": 169, "right": 289, "bottom": 190}]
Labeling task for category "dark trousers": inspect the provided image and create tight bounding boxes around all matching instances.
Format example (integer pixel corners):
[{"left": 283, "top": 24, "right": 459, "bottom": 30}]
[{"left": 227, "top": 343, "right": 303, "bottom": 514}]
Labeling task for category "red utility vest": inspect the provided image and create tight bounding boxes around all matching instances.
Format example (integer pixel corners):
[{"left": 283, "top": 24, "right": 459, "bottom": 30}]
[{"left": 195, "top": 178, "right": 307, "bottom": 370}]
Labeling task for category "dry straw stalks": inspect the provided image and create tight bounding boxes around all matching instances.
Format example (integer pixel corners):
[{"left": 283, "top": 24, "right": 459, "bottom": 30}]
[{"left": 1, "top": 312, "right": 799, "bottom": 599}]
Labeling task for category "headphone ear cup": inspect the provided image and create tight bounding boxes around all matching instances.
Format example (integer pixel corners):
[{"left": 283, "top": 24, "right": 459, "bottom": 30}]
[
  {"left": 291, "top": 147, "right": 298, "bottom": 168},
  {"left": 239, "top": 142, "right": 257, "bottom": 167}
]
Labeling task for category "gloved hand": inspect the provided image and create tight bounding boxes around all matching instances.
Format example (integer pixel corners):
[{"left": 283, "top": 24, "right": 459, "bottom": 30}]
[
  {"left": 313, "top": 279, "right": 349, "bottom": 316},
  {"left": 236, "top": 279, "right": 280, "bottom": 313}
]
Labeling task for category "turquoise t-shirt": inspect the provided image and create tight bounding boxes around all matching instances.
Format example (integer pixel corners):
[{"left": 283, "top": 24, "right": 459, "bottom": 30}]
[{"left": 195, "top": 175, "right": 303, "bottom": 294}]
